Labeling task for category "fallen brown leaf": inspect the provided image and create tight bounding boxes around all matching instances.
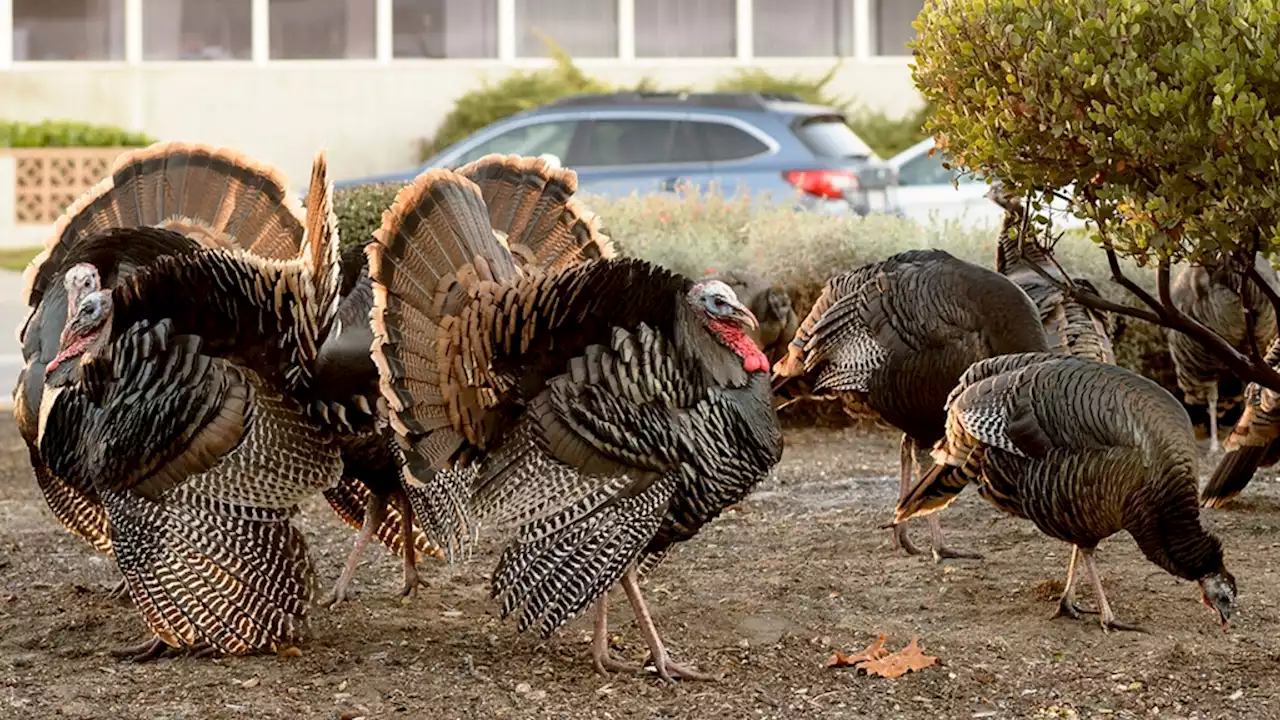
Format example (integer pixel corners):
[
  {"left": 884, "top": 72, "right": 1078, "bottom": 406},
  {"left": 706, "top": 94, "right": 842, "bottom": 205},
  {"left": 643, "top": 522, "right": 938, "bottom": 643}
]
[
  {"left": 858, "top": 637, "right": 938, "bottom": 679},
  {"left": 826, "top": 633, "right": 889, "bottom": 668}
]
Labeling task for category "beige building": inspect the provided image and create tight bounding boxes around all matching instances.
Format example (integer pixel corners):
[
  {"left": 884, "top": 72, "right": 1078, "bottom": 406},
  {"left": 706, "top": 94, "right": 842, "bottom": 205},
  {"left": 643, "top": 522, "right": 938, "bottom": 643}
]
[{"left": 1, "top": 0, "right": 925, "bottom": 189}]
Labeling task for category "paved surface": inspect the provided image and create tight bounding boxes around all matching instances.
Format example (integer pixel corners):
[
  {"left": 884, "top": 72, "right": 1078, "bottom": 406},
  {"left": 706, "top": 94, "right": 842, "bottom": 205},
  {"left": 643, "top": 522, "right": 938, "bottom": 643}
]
[{"left": 0, "top": 270, "right": 27, "bottom": 402}]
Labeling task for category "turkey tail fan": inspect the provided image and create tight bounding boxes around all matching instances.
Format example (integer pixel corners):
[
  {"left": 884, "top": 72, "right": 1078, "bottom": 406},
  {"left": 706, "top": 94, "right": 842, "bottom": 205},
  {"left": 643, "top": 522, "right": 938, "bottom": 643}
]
[
  {"left": 368, "top": 168, "right": 516, "bottom": 553},
  {"left": 1202, "top": 444, "right": 1269, "bottom": 508},
  {"left": 298, "top": 150, "right": 342, "bottom": 364},
  {"left": 457, "top": 153, "right": 615, "bottom": 271},
  {"left": 21, "top": 141, "right": 306, "bottom": 317},
  {"left": 894, "top": 452, "right": 979, "bottom": 524},
  {"left": 399, "top": 465, "right": 478, "bottom": 563},
  {"left": 105, "top": 491, "right": 315, "bottom": 656},
  {"left": 322, "top": 476, "right": 442, "bottom": 561}
]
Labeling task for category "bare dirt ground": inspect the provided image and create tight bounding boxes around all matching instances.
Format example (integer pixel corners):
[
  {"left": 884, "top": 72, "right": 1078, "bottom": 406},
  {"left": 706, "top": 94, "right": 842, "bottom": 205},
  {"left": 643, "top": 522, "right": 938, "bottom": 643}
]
[{"left": 2, "top": 417, "right": 1278, "bottom": 720}]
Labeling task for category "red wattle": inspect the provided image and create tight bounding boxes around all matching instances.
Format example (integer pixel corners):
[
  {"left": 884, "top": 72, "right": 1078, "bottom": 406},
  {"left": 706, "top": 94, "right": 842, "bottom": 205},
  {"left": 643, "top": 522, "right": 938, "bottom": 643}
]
[{"left": 711, "top": 321, "right": 770, "bottom": 374}]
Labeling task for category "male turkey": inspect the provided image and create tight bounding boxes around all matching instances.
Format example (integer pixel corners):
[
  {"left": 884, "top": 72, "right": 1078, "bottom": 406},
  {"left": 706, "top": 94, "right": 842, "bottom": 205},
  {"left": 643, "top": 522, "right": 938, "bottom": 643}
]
[
  {"left": 367, "top": 164, "right": 783, "bottom": 681},
  {"left": 1168, "top": 255, "right": 1280, "bottom": 452},
  {"left": 34, "top": 149, "right": 348, "bottom": 660},
  {"left": 773, "top": 249, "right": 1049, "bottom": 560},
  {"left": 710, "top": 269, "right": 798, "bottom": 364},
  {"left": 316, "top": 155, "right": 615, "bottom": 605},
  {"left": 12, "top": 142, "right": 316, "bottom": 593},
  {"left": 1201, "top": 338, "right": 1280, "bottom": 507},
  {"left": 988, "top": 181, "right": 1115, "bottom": 363},
  {"left": 894, "top": 353, "right": 1237, "bottom": 633}
]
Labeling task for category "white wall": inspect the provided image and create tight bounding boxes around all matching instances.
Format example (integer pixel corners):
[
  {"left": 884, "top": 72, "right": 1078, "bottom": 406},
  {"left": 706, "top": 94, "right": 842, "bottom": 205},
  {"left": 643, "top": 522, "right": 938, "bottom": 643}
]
[{"left": 0, "top": 57, "right": 919, "bottom": 186}]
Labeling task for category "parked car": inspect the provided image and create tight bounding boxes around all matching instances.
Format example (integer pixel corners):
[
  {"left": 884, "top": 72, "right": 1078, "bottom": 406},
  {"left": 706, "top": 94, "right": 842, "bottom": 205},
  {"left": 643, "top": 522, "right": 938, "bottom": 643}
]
[
  {"left": 888, "top": 136, "right": 1087, "bottom": 230},
  {"left": 338, "top": 91, "right": 899, "bottom": 216}
]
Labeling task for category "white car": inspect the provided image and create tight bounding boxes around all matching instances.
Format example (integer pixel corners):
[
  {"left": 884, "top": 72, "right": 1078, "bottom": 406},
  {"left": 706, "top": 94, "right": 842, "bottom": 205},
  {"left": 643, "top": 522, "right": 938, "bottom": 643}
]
[{"left": 887, "top": 136, "right": 1087, "bottom": 231}]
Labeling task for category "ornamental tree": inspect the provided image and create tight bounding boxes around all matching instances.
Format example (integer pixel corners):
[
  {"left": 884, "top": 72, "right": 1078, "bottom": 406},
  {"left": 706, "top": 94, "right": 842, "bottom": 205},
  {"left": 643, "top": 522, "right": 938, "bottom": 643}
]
[{"left": 912, "top": 0, "right": 1280, "bottom": 390}]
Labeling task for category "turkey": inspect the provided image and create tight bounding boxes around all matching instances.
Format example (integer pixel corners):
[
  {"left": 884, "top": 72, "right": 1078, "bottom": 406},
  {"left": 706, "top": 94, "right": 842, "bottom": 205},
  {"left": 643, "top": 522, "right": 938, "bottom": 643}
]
[
  {"left": 316, "top": 155, "right": 617, "bottom": 605},
  {"left": 893, "top": 353, "right": 1237, "bottom": 633},
  {"left": 710, "top": 269, "right": 798, "bottom": 364},
  {"left": 34, "top": 147, "right": 349, "bottom": 660},
  {"left": 12, "top": 142, "right": 315, "bottom": 595},
  {"left": 988, "top": 181, "right": 1115, "bottom": 363},
  {"left": 1201, "top": 338, "right": 1280, "bottom": 507},
  {"left": 772, "top": 249, "right": 1049, "bottom": 561},
  {"left": 1168, "top": 255, "right": 1280, "bottom": 452},
  {"left": 367, "top": 163, "right": 783, "bottom": 681}
]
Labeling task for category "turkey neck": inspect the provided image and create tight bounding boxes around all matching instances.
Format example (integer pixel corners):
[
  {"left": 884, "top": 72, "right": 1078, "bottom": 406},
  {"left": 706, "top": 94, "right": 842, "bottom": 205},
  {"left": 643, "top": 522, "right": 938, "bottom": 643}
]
[
  {"left": 674, "top": 300, "right": 752, "bottom": 389},
  {"left": 1126, "top": 456, "right": 1225, "bottom": 581}
]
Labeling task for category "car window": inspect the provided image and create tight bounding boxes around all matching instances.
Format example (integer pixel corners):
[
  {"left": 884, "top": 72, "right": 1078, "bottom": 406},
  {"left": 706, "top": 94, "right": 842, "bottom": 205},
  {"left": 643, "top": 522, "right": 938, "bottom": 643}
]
[
  {"left": 573, "top": 119, "right": 679, "bottom": 167},
  {"left": 451, "top": 120, "right": 578, "bottom": 166},
  {"left": 896, "top": 149, "right": 961, "bottom": 186},
  {"left": 689, "top": 120, "right": 771, "bottom": 162},
  {"left": 794, "top": 115, "right": 873, "bottom": 159}
]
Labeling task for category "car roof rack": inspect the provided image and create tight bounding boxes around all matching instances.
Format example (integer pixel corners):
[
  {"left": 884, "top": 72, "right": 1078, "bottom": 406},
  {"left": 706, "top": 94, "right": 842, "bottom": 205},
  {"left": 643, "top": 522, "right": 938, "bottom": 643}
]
[{"left": 546, "top": 91, "right": 810, "bottom": 110}]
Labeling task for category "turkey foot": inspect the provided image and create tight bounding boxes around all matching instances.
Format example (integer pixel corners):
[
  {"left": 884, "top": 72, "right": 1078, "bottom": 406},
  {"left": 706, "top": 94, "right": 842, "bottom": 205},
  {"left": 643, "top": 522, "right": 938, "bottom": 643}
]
[
  {"left": 397, "top": 492, "right": 423, "bottom": 601},
  {"left": 928, "top": 515, "right": 983, "bottom": 562},
  {"left": 324, "top": 494, "right": 388, "bottom": 607},
  {"left": 892, "top": 436, "right": 926, "bottom": 556},
  {"left": 590, "top": 595, "right": 643, "bottom": 676},
  {"left": 107, "top": 578, "right": 132, "bottom": 604},
  {"left": 892, "top": 523, "right": 926, "bottom": 556},
  {"left": 1206, "top": 385, "right": 1222, "bottom": 455},
  {"left": 1079, "top": 547, "right": 1148, "bottom": 634},
  {"left": 111, "top": 637, "right": 177, "bottom": 662},
  {"left": 621, "top": 569, "right": 720, "bottom": 683},
  {"left": 1051, "top": 546, "right": 1098, "bottom": 620}
]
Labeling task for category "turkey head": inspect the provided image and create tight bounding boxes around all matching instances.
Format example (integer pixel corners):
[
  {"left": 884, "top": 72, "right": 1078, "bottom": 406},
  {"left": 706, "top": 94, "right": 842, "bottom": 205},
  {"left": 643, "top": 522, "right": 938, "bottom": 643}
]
[
  {"left": 47, "top": 287, "right": 113, "bottom": 377},
  {"left": 687, "top": 280, "right": 768, "bottom": 373},
  {"left": 1200, "top": 569, "right": 1237, "bottom": 632}
]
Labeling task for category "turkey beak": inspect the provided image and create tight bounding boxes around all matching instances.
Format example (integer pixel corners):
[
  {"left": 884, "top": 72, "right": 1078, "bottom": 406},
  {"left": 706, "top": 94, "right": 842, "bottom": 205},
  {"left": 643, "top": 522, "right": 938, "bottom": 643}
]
[{"left": 731, "top": 300, "right": 758, "bottom": 331}]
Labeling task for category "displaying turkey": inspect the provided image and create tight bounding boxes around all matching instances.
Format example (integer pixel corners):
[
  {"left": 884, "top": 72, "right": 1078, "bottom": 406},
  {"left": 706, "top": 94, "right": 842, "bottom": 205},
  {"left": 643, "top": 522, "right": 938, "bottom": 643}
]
[
  {"left": 772, "top": 249, "right": 1049, "bottom": 561},
  {"left": 1168, "top": 255, "right": 1280, "bottom": 452},
  {"left": 1201, "top": 338, "right": 1280, "bottom": 507},
  {"left": 893, "top": 353, "right": 1237, "bottom": 633},
  {"left": 316, "top": 154, "right": 618, "bottom": 605},
  {"left": 12, "top": 142, "right": 314, "bottom": 593},
  {"left": 33, "top": 146, "right": 349, "bottom": 660},
  {"left": 367, "top": 162, "right": 783, "bottom": 681},
  {"left": 710, "top": 269, "right": 798, "bottom": 363},
  {"left": 988, "top": 181, "right": 1115, "bottom": 363}
]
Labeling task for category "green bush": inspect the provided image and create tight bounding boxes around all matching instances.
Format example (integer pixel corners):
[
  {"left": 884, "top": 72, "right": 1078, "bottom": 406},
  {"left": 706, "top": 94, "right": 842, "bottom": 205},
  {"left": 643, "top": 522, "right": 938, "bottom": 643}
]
[
  {"left": 846, "top": 102, "right": 934, "bottom": 159},
  {"left": 0, "top": 120, "right": 155, "bottom": 148},
  {"left": 912, "top": 0, "right": 1280, "bottom": 264},
  {"left": 334, "top": 182, "right": 403, "bottom": 250}
]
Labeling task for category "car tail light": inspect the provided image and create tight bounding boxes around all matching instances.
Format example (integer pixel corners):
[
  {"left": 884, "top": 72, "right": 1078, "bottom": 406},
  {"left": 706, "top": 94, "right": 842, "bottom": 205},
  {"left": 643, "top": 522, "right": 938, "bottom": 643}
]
[{"left": 783, "top": 169, "right": 859, "bottom": 199}]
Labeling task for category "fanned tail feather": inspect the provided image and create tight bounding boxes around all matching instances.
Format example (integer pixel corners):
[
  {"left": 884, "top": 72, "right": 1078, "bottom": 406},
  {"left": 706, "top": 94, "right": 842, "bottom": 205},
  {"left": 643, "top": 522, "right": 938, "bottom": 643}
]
[
  {"left": 105, "top": 489, "right": 314, "bottom": 655},
  {"left": 399, "top": 463, "right": 478, "bottom": 563},
  {"left": 894, "top": 449, "right": 982, "bottom": 523},
  {"left": 1202, "top": 444, "right": 1270, "bottom": 508},
  {"left": 296, "top": 151, "right": 342, "bottom": 384}
]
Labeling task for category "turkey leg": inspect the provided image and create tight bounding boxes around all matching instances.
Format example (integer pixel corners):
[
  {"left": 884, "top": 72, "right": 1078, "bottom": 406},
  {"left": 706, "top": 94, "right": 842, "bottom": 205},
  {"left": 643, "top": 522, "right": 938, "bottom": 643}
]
[
  {"left": 1207, "top": 383, "right": 1221, "bottom": 454},
  {"left": 913, "top": 444, "right": 983, "bottom": 562},
  {"left": 1051, "top": 545, "right": 1099, "bottom": 620},
  {"left": 395, "top": 490, "right": 422, "bottom": 599},
  {"left": 325, "top": 493, "right": 388, "bottom": 607},
  {"left": 1079, "top": 547, "right": 1147, "bottom": 633},
  {"left": 590, "top": 592, "right": 643, "bottom": 676},
  {"left": 621, "top": 569, "right": 720, "bottom": 682},
  {"left": 892, "top": 434, "right": 925, "bottom": 556}
]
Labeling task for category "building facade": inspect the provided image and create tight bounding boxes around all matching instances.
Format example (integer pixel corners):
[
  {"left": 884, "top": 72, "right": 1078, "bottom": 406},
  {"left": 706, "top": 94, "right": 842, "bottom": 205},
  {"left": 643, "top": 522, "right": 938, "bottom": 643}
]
[{"left": 0, "top": 0, "right": 925, "bottom": 184}]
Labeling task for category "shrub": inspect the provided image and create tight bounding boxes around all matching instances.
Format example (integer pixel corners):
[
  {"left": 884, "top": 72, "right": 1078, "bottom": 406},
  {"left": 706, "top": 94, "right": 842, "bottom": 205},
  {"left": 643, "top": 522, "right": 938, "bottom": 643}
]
[
  {"left": 846, "top": 102, "right": 934, "bottom": 159},
  {"left": 334, "top": 182, "right": 402, "bottom": 250},
  {"left": 0, "top": 120, "right": 155, "bottom": 148}
]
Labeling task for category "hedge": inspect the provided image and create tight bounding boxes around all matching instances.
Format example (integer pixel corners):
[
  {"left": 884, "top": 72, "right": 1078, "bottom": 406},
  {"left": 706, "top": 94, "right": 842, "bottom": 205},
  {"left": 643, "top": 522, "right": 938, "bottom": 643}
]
[{"left": 0, "top": 120, "right": 155, "bottom": 148}]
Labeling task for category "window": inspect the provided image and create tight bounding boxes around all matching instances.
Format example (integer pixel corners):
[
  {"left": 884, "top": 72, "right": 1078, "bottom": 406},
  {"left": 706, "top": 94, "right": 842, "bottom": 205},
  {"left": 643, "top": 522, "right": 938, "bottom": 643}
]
[
  {"left": 754, "top": 0, "right": 852, "bottom": 57},
  {"left": 450, "top": 121, "right": 580, "bottom": 166},
  {"left": 143, "top": 0, "right": 252, "bottom": 60},
  {"left": 896, "top": 150, "right": 959, "bottom": 186},
  {"left": 794, "top": 116, "right": 874, "bottom": 160},
  {"left": 875, "top": 0, "right": 925, "bottom": 56},
  {"left": 687, "top": 121, "right": 771, "bottom": 163},
  {"left": 516, "top": 0, "right": 617, "bottom": 58},
  {"left": 269, "top": 0, "right": 375, "bottom": 59},
  {"left": 635, "top": 0, "right": 735, "bottom": 58},
  {"left": 393, "top": 0, "right": 498, "bottom": 58},
  {"left": 13, "top": 0, "right": 126, "bottom": 61},
  {"left": 574, "top": 119, "right": 681, "bottom": 167}
]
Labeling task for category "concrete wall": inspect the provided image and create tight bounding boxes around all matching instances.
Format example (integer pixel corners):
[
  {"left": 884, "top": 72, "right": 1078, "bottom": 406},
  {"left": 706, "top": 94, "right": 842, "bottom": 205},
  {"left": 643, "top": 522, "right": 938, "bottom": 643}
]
[{"left": 0, "top": 58, "right": 919, "bottom": 186}]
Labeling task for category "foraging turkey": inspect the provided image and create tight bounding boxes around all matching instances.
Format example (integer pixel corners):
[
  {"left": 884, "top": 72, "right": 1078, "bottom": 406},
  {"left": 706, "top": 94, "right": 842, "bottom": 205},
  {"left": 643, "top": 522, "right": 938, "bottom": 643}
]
[
  {"left": 893, "top": 353, "right": 1237, "bottom": 633},
  {"left": 12, "top": 142, "right": 317, "bottom": 594},
  {"left": 317, "top": 155, "right": 619, "bottom": 605},
  {"left": 34, "top": 147, "right": 349, "bottom": 659},
  {"left": 1168, "top": 255, "right": 1280, "bottom": 452},
  {"left": 367, "top": 163, "right": 783, "bottom": 681},
  {"left": 988, "top": 181, "right": 1115, "bottom": 363},
  {"left": 710, "top": 269, "right": 798, "bottom": 364},
  {"left": 1201, "top": 338, "right": 1280, "bottom": 507},
  {"left": 772, "top": 249, "right": 1049, "bottom": 560}
]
